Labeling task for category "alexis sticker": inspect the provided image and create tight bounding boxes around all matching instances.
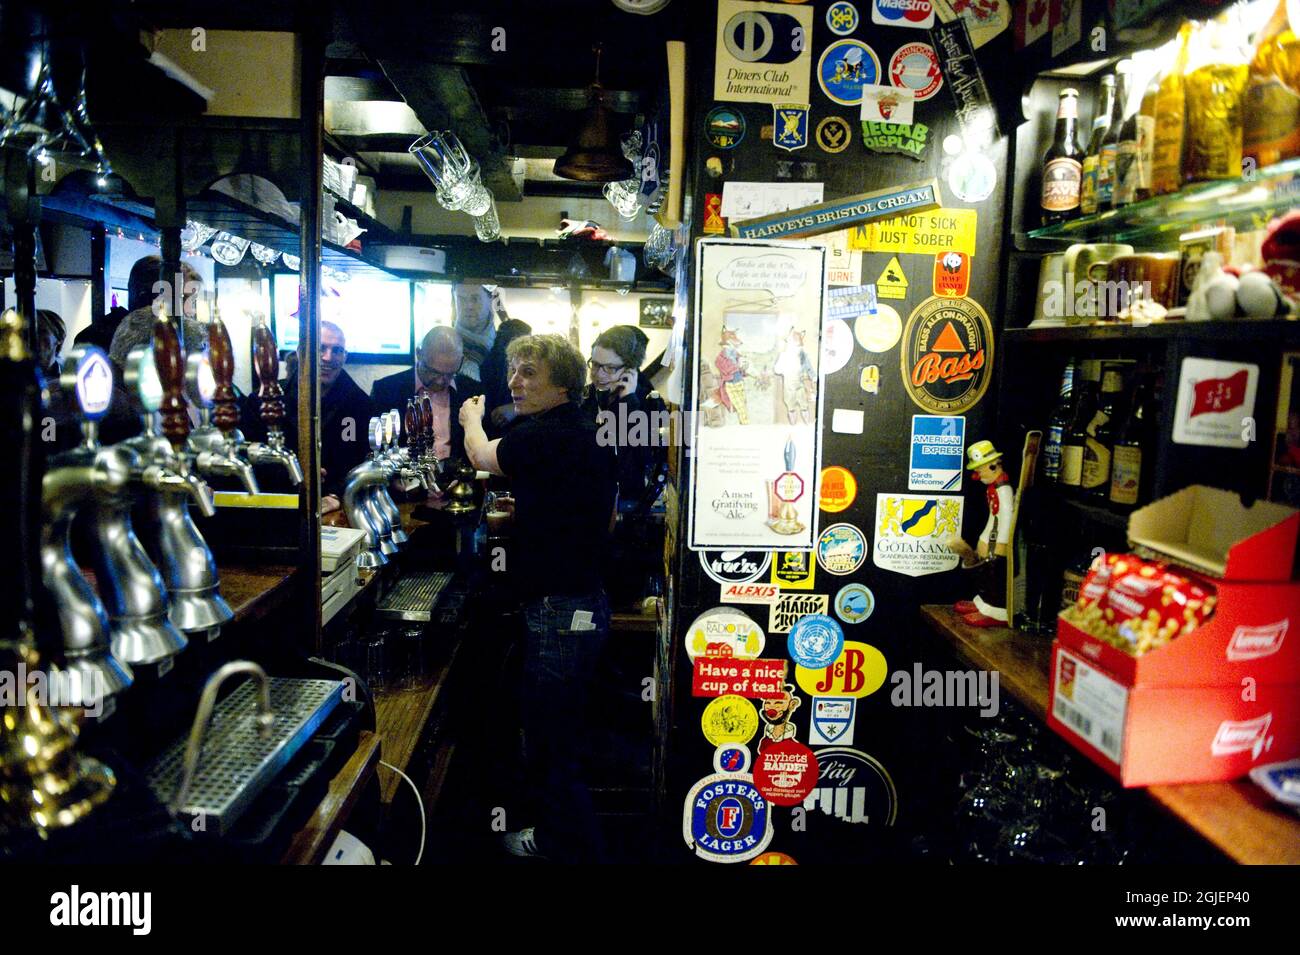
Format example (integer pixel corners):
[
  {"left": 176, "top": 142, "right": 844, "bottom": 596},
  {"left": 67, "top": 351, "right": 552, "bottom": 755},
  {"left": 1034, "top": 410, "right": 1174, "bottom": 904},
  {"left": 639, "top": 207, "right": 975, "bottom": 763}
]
[
  {"left": 860, "top": 84, "right": 914, "bottom": 124},
  {"left": 817, "top": 522, "right": 868, "bottom": 575},
  {"left": 817, "top": 39, "right": 881, "bottom": 107},
  {"left": 788, "top": 613, "right": 846, "bottom": 669},
  {"left": 683, "top": 773, "right": 773, "bottom": 863}
]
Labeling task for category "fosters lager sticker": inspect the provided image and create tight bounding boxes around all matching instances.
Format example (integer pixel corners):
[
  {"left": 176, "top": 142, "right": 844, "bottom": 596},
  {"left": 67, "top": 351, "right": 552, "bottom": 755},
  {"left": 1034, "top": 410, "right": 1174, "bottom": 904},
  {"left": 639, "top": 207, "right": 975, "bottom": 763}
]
[
  {"left": 683, "top": 773, "right": 774, "bottom": 863},
  {"left": 769, "top": 592, "right": 831, "bottom": 633},
  {"left": 900, "top": 295, "right": 992, "bottom": 414},
  {"left": 873, "top": 493, "right": 963, "bottom": 576}
]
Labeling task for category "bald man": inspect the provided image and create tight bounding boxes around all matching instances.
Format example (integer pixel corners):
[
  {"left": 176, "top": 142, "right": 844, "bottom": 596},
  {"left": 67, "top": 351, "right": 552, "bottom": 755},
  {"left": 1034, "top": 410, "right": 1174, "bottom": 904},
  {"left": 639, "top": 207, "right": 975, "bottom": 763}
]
[{"left": 371, "top": 325, "right": 484, "bottom": 462}]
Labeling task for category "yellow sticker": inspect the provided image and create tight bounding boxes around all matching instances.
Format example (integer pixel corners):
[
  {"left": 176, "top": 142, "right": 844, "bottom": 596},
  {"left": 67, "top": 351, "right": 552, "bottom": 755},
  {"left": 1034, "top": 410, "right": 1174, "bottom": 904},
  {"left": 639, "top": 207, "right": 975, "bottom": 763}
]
[
  {"left": 702, "top": 694, "right": 760, "bottom": 746},
  {"left": 751, "top": 852, "right": 799, "bottom": 865},
  {"left": 849, "top": 208, "right": 977, "bottom": 257},
  {"left": 794, "top": 640, "right": 888, "bottom": 698},
  {"left": 771, "top": 550, "right": 816, "bottom": 590},
  {"left": 875, "top": 256, "right": 909, "bottom": 300}
]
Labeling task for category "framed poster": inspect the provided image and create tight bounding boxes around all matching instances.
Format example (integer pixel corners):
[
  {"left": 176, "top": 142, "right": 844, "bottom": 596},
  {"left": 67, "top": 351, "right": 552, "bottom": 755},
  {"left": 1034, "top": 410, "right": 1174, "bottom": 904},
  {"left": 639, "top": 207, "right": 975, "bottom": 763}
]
[
  {"left": 640, "top": 297, "right": 675, "bottom": 328},
  {"left": 688, "top": 238, "right": 827, "bottom": 550}
]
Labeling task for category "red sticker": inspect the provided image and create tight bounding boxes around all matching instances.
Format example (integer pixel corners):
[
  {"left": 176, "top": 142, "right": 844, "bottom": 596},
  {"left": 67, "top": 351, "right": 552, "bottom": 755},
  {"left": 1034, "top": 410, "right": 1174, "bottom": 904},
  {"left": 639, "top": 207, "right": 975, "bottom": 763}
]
[
  {"left": 754, "top": 739, "right": 820, "bottom": 806},
  {"left": 933, "top": 251, "right": 970, "bottom": 297},
  {"left": 704, "top": 194, "right": 726, "bottom": 235},
  {"left": 693, "top": 656, "right": 789, "bottom": 698}
]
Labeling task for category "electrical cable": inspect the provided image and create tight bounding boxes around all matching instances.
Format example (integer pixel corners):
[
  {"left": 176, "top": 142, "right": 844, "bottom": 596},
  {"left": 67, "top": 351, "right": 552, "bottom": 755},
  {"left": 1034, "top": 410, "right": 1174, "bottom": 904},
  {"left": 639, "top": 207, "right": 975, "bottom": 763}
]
[{"left": 379, "top": 760, "right": 426, "bottom": 866}]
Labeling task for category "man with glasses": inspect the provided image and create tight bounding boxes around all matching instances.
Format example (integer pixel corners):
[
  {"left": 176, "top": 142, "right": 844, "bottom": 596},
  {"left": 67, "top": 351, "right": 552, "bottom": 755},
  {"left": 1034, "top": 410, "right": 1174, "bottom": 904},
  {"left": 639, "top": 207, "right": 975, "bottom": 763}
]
[{"left": 371, "top": 325, "right": 484, "bottom": 463}]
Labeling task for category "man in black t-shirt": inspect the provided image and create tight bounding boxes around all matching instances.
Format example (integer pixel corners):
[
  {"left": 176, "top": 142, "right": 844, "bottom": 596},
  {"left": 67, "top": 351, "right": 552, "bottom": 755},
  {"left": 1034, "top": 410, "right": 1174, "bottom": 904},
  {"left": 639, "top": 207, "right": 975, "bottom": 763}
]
[{"left": 460, "top": 333, "right": 616, "bottom": 863}]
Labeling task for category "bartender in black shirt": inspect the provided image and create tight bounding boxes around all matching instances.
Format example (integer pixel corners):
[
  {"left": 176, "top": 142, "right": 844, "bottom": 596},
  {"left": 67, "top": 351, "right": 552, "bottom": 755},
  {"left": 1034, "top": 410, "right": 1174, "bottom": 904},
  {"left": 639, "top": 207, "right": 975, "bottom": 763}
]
[{"left": 459, "top": 333, "right": 616, "bottom": 863}]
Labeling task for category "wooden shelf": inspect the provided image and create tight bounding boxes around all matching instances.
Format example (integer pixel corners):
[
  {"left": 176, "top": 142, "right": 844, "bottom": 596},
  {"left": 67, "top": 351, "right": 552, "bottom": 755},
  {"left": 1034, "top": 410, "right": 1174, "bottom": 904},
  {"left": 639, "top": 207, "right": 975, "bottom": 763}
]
[
  {"left": 280, "top": 730, "right": 381, "bottom": 865},
  {"left": 219, "top": 563, "right": 298, "bottom": 625},
  {"left": 920, "top": 604, "right": 1300, "bottom": 865},
  {"left": 373, "top": 638, "right": 463, "bottom": 804},
  {"left": 1004, "top": 319, "right": 1300, "bottom": 346}
]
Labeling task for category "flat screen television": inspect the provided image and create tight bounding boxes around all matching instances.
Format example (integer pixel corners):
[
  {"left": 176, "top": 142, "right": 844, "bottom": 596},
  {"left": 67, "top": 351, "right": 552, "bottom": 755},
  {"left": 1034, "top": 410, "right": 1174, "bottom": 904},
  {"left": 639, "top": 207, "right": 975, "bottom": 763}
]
[{"left": 271, "top": 273, "right": 412, "bottom": 358}]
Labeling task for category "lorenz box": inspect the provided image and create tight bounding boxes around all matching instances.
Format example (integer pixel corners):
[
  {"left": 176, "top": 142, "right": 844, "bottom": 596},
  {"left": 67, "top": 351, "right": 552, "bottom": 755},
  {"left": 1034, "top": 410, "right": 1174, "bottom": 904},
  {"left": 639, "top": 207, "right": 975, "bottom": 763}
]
[{"left": 1048, "top": 486, "right": 1300, "bottom": 786}]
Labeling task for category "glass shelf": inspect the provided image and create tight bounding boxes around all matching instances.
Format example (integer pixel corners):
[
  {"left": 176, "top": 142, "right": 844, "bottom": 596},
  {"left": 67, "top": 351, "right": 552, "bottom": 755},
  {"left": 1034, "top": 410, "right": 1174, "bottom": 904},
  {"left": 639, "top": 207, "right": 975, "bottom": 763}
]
[{"left": 1026, "top": 156, "right": 1300, "bottom": 246}]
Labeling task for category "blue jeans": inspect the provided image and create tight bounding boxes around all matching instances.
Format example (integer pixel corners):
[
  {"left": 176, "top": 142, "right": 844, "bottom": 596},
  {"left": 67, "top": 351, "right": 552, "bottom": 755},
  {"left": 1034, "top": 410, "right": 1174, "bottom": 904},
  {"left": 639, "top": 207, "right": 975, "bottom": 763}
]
[{"left": 520, "top": 590, "right": 610, "bottom": 863}]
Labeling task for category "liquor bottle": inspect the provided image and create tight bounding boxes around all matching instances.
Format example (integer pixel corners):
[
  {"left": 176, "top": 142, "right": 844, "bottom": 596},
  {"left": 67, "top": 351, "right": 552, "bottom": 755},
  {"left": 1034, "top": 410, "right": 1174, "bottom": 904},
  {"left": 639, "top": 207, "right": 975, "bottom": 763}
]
[
  {"left": 1114, "top": 70, "right": 1140, "bottom": 207},
  {"left": 1041, "top": 88, "right": 1084, "bottom": 226},
  {"left": 1134, "top": 75, "right": 1158, "bottom": 202},
  {"left": 1098, "top": 62, "right": 1129, "bottom": 211},
  {"left": 1082, "top": 362, "right": 1128, "bottom": 500},
  {"left": 1152, "top": 23, "right": 1194, "bottom": 196},
  {"left": 1042, "top": 359, "right": 1077, "bottom": 483},
  {"left": 1183, "top": 11, "right": 1251, "bottom": 183},
  {"left": 1109, "top": 371, "right": 1150, "bottom": 509},
  {"left": 1080, "top": 76, "right": 1115, "bottom": 216},
  {"left": 1243, "top": 0, "right": 1300, "bottom": 169},
  {"left": 1059, "top": 359, "right": 1099, "bottom": 495}
]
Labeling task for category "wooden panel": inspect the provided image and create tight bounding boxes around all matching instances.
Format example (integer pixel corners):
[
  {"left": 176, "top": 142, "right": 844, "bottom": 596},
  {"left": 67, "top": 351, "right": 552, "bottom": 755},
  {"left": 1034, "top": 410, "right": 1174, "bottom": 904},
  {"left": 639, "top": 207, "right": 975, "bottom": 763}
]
[
  {"left": 373, "top": 639, "right": 463, "bottom": 803},
  {"left": 220, "top": 563, "right": 298, "bottom": 624},
  {"left": 281, "top": 731, "right": 380, "bottom": 865},
  {"left": 919, "top": 605, "right": 1052, "bottom": 722}
]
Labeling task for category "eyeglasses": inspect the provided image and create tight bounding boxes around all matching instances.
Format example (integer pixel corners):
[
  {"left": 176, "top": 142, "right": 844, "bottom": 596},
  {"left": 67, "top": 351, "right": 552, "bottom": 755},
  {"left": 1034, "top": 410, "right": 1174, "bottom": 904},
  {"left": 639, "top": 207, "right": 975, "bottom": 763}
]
[
  {"left": 587, "top": 359, "right": 626, "bottom": 376},
  {"left": 418, "top": 356, "right": 463, "bottom": 382}
]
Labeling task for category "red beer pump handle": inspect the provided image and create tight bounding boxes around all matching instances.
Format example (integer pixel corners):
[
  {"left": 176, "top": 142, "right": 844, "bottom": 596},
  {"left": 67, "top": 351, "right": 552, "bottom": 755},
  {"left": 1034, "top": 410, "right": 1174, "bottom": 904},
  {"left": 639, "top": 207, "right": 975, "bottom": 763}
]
[
  {"left": 405, "top": 399, "right": 418, "bottom": 452},
  {"left": 209, "top": 316, "right": 239, "bottom": 434},
  {"left": 154, "top": 316, "right": 189, "bottom": 448},
  {"left": 252, "top": 324, "right": 284, "bottom": 429},
  {"left": 420, "top": 393, "right": 435, "bottom": 444}
]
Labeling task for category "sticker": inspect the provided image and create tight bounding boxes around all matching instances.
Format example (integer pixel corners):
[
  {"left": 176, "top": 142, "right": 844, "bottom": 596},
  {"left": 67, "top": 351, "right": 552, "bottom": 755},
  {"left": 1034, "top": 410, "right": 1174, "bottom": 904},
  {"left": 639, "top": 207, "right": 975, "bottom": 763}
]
[
  {"left": 826, "top": 1, "right": 860, "bottom": 34},
  {"left": 773, "top": 470, "right": 805, "bottom": 503},
  {"left": 900, "top": 295, "right": 992, "bottom": 414},
  {"left": 788, "top": 613, "right": 846, "bottom": 669},
  {"left": 827, "top": 248, "right": 861, "bottom": 286},
  {"left": 817, "top": 522, "right": 867, "bottom": 575},
  {"left": 1172, "top": 358, "right": 1259, "bottom": 449},
  {"left": 570, "top": 610, "right": 595, "bottom": 631},
  {"left": 833, "top": 583, "right": 875, "bottom": 624},
  {"left": 909, "top": 414, "right": 965, "bottom": 491},
  {"left": 817, "top": 39, "right": 881, "bottom": 107},
  {"left": 730, "top": 178, "right": 940, "bottom": 240},
  {"left": 1013, "top": 0, "right": 1052, "bottom": 49},
  {"left": 715, "top": 0, "right": 815, "bottom": 105},
  {"left": 815, "top": 115, "right": 853, "bottom": 153},
  {"left": 872, "top": 0, "right": 934, "bottom": 29},
  {"left": 699, "top": 550, "right": 773, "bottom": 585},
  {"left": 947, "top": 150, "right": 997, "bottom": 203},
  {"left": 860, "top": 84, "right": 914, "bottom": 124},
  {"left": 859, "top": 120, "right": 930, "bottom": 160},
  {"left": 804, "top": 746, "right": 897, "bottom": 825},
  {"left": 683, "top": 772, "right": 773, "bottom": 862},
  {"left": 873, "top": 492, "right": 963, "bottom": 576},
  {"left": 860, "top": 365, "right": 881, "bottom": 393},
  {"left": 714, "top": 742, "right": 752, "bottom": 774},
  {"left": 831, "top": 408, "right": 865, "bottom": 434},
  {"left": 819, "top": 466, "right": 857, "bottom": 512},
  {"left": 693, "top": 656, "right": 789, "bottom": 698},
  {"left": 773, "top": 103, "right": 810, "bottom": 152},
  {"left": 705, "top": 106, "right": 747, "bottom": 149},
  {"left": 751, "top": 851, "right": 799, "bottom": 864},
  {"left": 761, "top": 124, "right": 776, "bottom": 141},
  {"left": 933, "top": 250, "right": 970, "bottom": 297},
  {"left": 705, "top": 155, "right": 729, "bottom": 178},
  {"left": 854, "top": 303, "right": 902, "bottom": 352},
  {"left": 771, "top": 550, "right": 816, "bottom": 590},
  {"left": 769, "top": 592, "right": 831, "bottom": 633},
  {"left": 721, "top": 582, "right": 781, "bottom": 605},
  {"left": 759, "top": 683, "right": 803, "bottom": 742},
  {"left": 820, "top": 318, "right": 854, "bottom": 375},
  {"left": 932, "top": 19, "right": 1000, "bottom": 147},
  {"left": 794, "top": 640, "right": 888, "bottom": 697},
  {"left": 889, "top": 42, "right": 942, "bottom": 101},
  {"left": 701, "top": 695, "right": 761, "bottom": 746},
  {"left": 851, "top": 208, "right": 976, "bottom": 257},
  {"left": 810, "top": 696, "right": 857, "bottom": 744},
  {"left": 685, "top": 607, "right": 766, "bottom": 660},
  {"left": 754, "top": 738, "right": 819, "bottom": 805},
  {"left": 1051, "top": 650, "right": 1127, "bottom": 765},
  {"left": 827, "top": 283, "right": 878, "bottom": 321},
  {"left": 74, "top": 349, "right": 114, "bottom": 419},
  {"left": 932, "top": 0, "right": 1009, "bottom": 49},
  {"left": 875, "top": 256, "right": 909, "bottom": 300},
  {"left": 703, "top": 193, "right": 727, "bottom": 235}
]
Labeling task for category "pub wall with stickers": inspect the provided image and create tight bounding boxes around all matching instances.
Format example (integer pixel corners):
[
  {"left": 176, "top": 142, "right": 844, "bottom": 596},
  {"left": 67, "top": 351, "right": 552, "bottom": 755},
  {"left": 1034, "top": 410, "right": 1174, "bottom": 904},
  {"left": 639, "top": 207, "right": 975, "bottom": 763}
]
[{"left": 663, "top": 0, "right": 1019, "bottom": 863}]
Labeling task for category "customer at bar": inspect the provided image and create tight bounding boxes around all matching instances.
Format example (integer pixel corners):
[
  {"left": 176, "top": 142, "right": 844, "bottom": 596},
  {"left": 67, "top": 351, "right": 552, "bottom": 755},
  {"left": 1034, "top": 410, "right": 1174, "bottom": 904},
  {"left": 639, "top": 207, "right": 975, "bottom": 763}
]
[
  {"left": 241, "top": 320, "right": 373, "bottom": 509},
  {"left": 371, "top": 325, "right": 483, "bottom": 462},
  {"left": 479, "top": 318, "right": 532, "bottom": 436},
  {"left": 452, "top": 282, "right": 502, "bottom": 382},
  {"left": 459, "top": 334, "right": 617, "bottom": 863}
]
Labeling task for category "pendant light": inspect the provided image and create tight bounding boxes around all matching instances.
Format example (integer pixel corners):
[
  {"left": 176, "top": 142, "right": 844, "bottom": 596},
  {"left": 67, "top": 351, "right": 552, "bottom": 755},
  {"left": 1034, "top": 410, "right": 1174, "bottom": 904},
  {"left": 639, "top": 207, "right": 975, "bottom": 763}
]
[{"left": 553, "top": 43, "right": 634, "bottom": 183}]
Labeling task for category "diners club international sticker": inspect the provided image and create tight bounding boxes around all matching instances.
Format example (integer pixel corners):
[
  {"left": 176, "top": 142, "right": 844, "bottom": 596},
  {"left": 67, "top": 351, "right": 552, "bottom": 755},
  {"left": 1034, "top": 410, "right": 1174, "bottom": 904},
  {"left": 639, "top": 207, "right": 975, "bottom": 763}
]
[
  {"left": 900, "top": 295, "right": 992, "bottom": 414},
  {"left": 754, "top": 739, "right": 820, "bottom": 805},
  {"left": 683, "top": 773, "right": 773, "bottom": 863}
]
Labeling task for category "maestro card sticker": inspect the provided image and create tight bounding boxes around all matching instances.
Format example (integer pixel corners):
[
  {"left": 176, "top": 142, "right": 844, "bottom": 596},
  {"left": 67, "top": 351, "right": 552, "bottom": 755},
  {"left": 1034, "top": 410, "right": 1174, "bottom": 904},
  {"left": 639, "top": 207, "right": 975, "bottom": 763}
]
[
  {"left": 900, "top": 295, "right": 993, "bottom": 414},
  {"left": 702, "top": 695, "right": 761, "bottom": 746},
  {"left": 715, "top": 0, "right": 814, "bottom": 105},
  {"left": 818, "top": 465, "right": 858, "bottom": 513},
  {"left": 683, "top": 772, "right": 773, "bottom": 863},
  {"left": 834, "top": 582, "right": 875, "bottom": 624},
  {"left": 810, "top": 696, "right": 857, "bottom": 744},
  {"left": 769, "top": 591, "right": 831, "bottom": 633},
  {"left": 788, "top": 613, "right": 846, "bottom": 669},
  {"left": 794, "top": 640, "right": 888, "bottom": 698},
  {"left": 714, "top": 742, "right": 753, "bottom": 774},
  {"left": 909, "top": 414, "right": 965, "bottom": 491},
  {"left": 754, "top": 738, "right": 820, "bottom": 805},
  {"left": 685, "top": 607, "right": 766, "bottom": 660},
  {"left": 817, "top": 39, "right": 882, "bottom": 107},
  {"left": 873, "top": 492, "right": 963, "bottom": 576},
  {"left": 872, "top": 0, "right": 935, "bottom": 29},
  {"left": 817, "top": 522, "right": 868, "bottom": 575},
  {"left": 771, "top": 549, "right": 816, "bottom": 589},
  {"left": 804, "top": 746, "right": 898, "bottom": 825}
]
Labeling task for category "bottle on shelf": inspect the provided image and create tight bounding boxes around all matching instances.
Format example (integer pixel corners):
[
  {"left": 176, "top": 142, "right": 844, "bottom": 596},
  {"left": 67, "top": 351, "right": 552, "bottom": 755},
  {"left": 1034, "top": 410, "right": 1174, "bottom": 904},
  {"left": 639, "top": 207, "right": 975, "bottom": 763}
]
[
  {"left": 1134, "top": 72, "right": 1159, "bottom": 203},
  {"left": 1098, "top": 62, "right": 1130, "bottom": 211},
  {"left": 1082, "top": 361, "right": 1129, "bottom": 501},
  {"left": 1080, "top": 75, "right": 1116, "bottom": 216},
  {"left": 1041, "top": 87, "right": 1084, "bottom": 226},
  {"left": 1059, "top": 358, "right": 1100, "bottom": 496},
  {"left": 1183, "top": 10, "right": 1251, "bottom": 183},
  {"left": 1152, "top": 23, "right": 1194, "bottom": 196},
  {"left": 1042, "top": 358, "right": 1077, "bottom": 483},
  {"left": 1243, "top": 0, "right": 1300, "bottom": 169},
  {"left": 1109, "top": 370, "right": 1152, "bottom": 509},
  {"left": 1114, "top": 67, "right": 1141, "bottom": 207}
]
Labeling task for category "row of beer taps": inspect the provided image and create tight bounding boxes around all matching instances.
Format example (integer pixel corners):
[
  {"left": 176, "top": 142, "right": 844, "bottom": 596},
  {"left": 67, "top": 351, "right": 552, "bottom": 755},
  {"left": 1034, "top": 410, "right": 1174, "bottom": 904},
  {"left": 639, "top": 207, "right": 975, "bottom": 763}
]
[{"left": 43, "top": 309, "right": 302, "bottom": 710}]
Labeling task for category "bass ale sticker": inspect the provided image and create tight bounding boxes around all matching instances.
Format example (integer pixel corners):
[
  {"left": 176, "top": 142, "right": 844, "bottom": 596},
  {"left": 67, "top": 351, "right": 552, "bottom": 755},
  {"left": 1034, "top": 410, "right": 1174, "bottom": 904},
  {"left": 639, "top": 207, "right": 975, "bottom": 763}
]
[
  {"left": 900, "top": 295, "right": 992, "bottom": 414},
  {"left": 683, "top": 773, "right": 774, "bottom": 863}
]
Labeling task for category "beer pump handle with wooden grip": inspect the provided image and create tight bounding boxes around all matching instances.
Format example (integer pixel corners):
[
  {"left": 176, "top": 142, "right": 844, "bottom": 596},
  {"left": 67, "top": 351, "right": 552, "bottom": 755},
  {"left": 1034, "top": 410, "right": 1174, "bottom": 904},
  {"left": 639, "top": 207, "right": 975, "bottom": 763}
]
[
  {"left": 420, "top": 392, "right": 435, "bottom": 446},
  {"left": 208, "top": 315, "right": 240, "bottom": 436},
  {"left": 252, "top": 323, "right": 284, "bottom": 431},
  {"left": 405, "top": 399, "right": 419, "bottom": 454},
  {"left": 153, "top": 312, "right": 189, "bottom": 450}
]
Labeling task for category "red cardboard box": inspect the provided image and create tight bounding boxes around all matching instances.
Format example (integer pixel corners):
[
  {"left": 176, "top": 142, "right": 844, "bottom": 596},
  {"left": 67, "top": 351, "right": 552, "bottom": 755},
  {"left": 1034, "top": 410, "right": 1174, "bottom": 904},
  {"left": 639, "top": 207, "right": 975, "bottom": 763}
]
[{"left": 1048, "top": 486, "right": 1300, "bottom": 785}]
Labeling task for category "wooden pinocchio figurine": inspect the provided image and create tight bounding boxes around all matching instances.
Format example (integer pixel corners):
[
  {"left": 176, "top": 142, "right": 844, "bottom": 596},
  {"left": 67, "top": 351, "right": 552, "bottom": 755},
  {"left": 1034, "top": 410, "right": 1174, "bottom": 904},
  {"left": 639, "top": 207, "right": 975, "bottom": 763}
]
[{"left": 946, "top": 440, "right": 1015, "bottom": 627}]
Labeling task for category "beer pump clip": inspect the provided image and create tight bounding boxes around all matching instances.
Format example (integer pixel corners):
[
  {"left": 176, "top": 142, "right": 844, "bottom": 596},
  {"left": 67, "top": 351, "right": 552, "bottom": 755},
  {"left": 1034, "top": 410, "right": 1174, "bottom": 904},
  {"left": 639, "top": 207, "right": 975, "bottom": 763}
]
[{"left": 185, "top": 314, "right": 259, "bottom": 493}]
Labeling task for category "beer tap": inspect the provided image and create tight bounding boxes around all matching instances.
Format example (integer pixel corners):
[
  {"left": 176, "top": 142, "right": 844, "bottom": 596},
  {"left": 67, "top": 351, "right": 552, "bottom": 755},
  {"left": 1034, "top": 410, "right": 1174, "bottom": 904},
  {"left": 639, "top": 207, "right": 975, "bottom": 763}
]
[
  {"left": 244, "top": 323, "right": 304, "bottom": 486},
  {"left": 406, "top": 398, "right": 439, "bottom": 492},
  {"left": 185, "top": 314, "right": 259, "bottom": 494},
  {"left": 377, "top": 409, "right": 416, "bottom": 544},
  {"left": 123, "top": 318, "right": 231, "bottom": 642},
  {"left": 342, "top": 418, "right": 396, "bottom": 568},
  {"left": 40, "top": 346, "right": 133, "bottom": 708}
]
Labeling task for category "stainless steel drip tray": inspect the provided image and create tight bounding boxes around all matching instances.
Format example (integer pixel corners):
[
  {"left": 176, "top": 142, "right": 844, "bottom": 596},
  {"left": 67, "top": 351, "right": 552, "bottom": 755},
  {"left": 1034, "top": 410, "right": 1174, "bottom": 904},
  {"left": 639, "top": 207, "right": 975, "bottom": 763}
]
[
  {"left": 146, "top": 677, "right": 344, "bottom": 837},
  {"left": 376, "top": 571, "right": 453, "bottom": 622}
]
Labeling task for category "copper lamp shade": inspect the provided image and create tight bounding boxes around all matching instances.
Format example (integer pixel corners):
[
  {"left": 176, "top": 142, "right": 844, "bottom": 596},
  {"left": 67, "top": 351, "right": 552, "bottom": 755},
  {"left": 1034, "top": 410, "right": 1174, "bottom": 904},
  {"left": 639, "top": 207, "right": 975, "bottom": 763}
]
[{"left": 554, "top": 83, "right": 634, "bottom": 182}]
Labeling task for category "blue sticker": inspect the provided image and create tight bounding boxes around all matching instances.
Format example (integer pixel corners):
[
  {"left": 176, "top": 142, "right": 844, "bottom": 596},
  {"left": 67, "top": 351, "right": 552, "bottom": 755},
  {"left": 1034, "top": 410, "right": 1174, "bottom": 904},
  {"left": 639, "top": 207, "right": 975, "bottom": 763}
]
[
  {"left": 817, "top": 39, "right": 881, "bottom": 107},
  {"left": 909, "top": 415, "right": 966, "bottom": 492},
  {"left": 788, "top": 613, "right": 845, "bottom": 669},
  {"left": 683, "top": 773, "right": 773, "bottom": 863},
  {"left": 810, "top": 696, "right": 856, "bottom": 745},
  {"left": 773, "top": 104, "right": 809, "bottom": 152},
  {"left": 826, "top": 2, "right": 860, "bottom": 35},
  {"left": 834, "top": 583, "right": 875, "bottom": 624},
  {"left": 705, "top": 106, "right": 747, "bottom": 150},
  {"left": 713, "top": 743, "right": 752, "bottom": 774},
  {"left": 817, "top": 522, "right": 868, "bottom": 575}
]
